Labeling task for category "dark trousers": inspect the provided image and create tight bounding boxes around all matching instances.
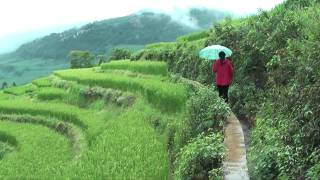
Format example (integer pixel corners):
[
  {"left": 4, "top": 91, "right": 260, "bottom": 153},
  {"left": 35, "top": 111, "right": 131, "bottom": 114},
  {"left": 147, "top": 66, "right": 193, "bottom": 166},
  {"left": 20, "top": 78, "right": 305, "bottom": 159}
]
[{"left": 217, "top": 85, "right": 229, "bottom": 103}]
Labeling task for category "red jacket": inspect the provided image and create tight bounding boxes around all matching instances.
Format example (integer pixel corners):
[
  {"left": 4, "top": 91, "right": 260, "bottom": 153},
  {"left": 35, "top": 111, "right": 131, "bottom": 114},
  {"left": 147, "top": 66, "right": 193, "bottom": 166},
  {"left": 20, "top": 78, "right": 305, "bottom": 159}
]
[{"left": 213, "top": 59, "right": 234, "bottom": 86}]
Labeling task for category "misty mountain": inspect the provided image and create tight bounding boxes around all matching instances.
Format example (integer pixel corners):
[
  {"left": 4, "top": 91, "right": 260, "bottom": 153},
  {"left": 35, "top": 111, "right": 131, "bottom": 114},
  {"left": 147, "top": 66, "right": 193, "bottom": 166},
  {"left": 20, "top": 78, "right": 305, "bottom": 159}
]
[
  {"left": 11, "top": 8, "right": 230, "bottom": 60},
  {"left": 0, "top": 23, "right": 86, "bottom": 54}
]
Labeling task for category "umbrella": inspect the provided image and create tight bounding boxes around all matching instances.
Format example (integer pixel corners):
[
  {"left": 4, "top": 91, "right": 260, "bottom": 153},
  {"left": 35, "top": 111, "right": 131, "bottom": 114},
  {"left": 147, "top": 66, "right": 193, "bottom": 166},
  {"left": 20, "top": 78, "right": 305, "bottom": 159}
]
[{"left": 199, "top": 45, "right": 232, "bottom": 60}]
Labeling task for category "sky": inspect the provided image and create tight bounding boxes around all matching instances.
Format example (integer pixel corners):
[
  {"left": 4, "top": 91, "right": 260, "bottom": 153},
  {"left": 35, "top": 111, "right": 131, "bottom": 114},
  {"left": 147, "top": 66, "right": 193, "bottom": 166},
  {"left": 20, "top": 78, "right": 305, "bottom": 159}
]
[{"left": 0, "top": 0, "right": 284, "bottom": 53}]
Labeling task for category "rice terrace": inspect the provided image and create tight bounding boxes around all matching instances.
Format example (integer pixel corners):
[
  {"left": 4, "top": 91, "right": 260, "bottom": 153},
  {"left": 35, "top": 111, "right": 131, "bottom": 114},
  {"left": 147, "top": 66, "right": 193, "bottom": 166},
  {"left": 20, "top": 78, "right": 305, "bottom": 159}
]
[
  {"left": 1, "top": 0, "right": 320, "bottom": 179},
  {"left": 0, "top": 60, "right": 230, "bottom": 179}
]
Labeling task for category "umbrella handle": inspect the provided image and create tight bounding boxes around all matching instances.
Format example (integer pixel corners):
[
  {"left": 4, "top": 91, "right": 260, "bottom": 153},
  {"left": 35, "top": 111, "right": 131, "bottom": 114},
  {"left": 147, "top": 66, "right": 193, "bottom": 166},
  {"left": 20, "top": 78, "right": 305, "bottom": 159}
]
[{"left": 211, "top": 61, "right": 215, "bottom": 86}]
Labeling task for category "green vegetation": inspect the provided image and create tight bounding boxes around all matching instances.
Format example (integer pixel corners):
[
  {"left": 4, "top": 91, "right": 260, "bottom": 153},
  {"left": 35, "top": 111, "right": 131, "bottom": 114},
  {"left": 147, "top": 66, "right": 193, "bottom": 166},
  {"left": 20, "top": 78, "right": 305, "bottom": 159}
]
[
  {"left": 108, "top": 48, "right": 132, "bottom": 60},
  {"left": 101, "top": 60, "right": 168, "bottom": 76},
  {"left": 69, "top": 50, "right": 94, "bottom": 69},
  {"left": 0, "top": 58, "right": 68, "bottom": 85},
  {"left": 32, "top": 76, "right": 52, "bottom": 87},
  {"left": 10, "top": 8, "right": 228, "bottom": 60},
  {"left": 37, "top": 87, "right": 68, "bottom": 100},
  {"left": 132, "top": 0, "right": 320, "bottom": 178},
  {"left": 0, "top": 60, "right": 229, "bottom": 179},
  {"left": 3, "top": 84, "right": 35, "bottom": 95},
  {"left": 4, "top": 1, "right": 319, "bottom": 178},
  {"left": 0, "top": 99, "right": 87, "bottom": 129},
  {"left": 176, "top": 30, "right": 209, "bottom": 42},
  {"left": 55, "top": 68, "right": 186, "bottom": 112},
  {"left": 145, "top": 42, "right": 177, "bottom": 50},
  {"left": 0, "top": 131, "right": 17, "bottom": 159},
  {"left": 0, "top": 121, "right": 71, "bottom": 178},
  {"left": 174, "top": 132, "right": 224, "bottom": 180},
  {"left": 0, "top": 8, "right": 230, "bottom": 86}
]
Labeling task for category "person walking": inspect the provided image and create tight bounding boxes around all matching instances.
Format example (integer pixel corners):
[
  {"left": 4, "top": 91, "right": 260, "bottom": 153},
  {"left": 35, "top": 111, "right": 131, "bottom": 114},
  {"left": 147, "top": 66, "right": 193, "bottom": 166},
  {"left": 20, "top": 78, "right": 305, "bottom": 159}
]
[{"left": 213, "top": 51, "right": 234, "bottom": 102}]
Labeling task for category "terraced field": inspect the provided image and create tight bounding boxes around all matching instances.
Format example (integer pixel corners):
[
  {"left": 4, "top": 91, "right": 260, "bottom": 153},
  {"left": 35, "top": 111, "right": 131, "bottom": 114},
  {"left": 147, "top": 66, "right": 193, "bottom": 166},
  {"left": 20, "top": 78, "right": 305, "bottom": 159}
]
[
  {"left": 0, "top": 60, "right": 189, "bottom": 179},
  {"left": 0, "top": 60, "right": 230, "bottom": 179}
]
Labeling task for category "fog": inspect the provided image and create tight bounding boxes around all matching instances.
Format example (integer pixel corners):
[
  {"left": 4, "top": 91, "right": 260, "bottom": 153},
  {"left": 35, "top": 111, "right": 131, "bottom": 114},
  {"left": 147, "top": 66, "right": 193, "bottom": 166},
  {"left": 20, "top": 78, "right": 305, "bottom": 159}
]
[
  {"left": 0, "top": 0, "right": 284, "bottom": 54},
  {"left": 0, "top": 23, "right": 85, "bottom": 54}
]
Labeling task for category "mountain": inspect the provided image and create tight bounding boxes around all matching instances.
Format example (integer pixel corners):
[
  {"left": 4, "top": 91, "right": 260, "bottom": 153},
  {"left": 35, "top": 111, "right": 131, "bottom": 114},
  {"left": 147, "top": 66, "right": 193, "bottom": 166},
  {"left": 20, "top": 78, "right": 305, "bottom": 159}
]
[
  {"left": 0, "top": 23, "right": 86, "bottom": 54},
  {"left": 11, "top": 8, "right": 230, "bottom": 60},
  {"left": 0, "top": 8, "right": 230, "bottom": 85}
]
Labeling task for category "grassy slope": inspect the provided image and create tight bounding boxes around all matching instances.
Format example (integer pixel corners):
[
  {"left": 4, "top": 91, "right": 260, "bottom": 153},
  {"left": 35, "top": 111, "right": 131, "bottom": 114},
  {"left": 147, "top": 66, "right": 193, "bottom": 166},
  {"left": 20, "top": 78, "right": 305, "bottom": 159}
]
[
  {"left": 0, "top": 60, "right": 185, "bottom": 179},
  {"left": 0, "top": 121, "right": 70, "bottom": 179}
]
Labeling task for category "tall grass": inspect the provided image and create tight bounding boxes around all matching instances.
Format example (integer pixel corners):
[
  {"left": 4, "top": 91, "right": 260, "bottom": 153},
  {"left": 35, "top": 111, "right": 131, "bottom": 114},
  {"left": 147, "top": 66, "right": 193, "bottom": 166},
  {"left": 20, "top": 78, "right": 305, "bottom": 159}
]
[
  {"left": 71, "top": 99, "right": 169, "bottom": 179},
  {"left": 176, "top": 30, "right": 209, "bottom": 42},
  {"left": 0, "top": 131, "right": 18, "bottom": 147},
  {"left": 55, "top": 68, "right": 187, "bottom": 112},
  {"left": 32, "top": 76, "right": 52, "bottom": 87},
  {"left": 145, "top": 42, "right": 177, "bottom": 50},
  {"left": 0, "top": 60, "right": 213, "bottom": 179},
  {"left": 37, "top": 87, "right": 68, "bottom": 100},
  {"left": 0, "top": 99, "right": 86, "bottom": 129},
  {"left": 0, "top": 97, "right": 171, "bottom": 179},
  {"left": 101, "top": 60, "right": 168, "bottom": 76},
  {"left": 3, "top": 84, "right": 36, "bottom": 95},
  {"left": 0, "top": 121, "right": 70, "bottom": 179},
  {"left": 0, "top": 114, "right": 86, "bottom": 158}
]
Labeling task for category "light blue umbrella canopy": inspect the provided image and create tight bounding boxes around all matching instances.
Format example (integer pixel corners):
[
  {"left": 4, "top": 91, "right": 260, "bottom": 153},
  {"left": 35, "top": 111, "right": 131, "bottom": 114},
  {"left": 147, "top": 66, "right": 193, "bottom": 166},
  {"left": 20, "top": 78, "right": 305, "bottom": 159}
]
[{"left": 199, "top": 45, "right": 232, "bottom": 60}]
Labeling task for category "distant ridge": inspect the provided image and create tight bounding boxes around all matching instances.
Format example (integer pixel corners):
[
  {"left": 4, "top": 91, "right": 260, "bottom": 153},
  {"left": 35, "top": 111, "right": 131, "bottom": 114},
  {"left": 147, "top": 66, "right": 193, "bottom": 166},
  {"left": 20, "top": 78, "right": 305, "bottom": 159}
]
[{"left": 10, "top": 8, "right": 230, "bottom": 60}]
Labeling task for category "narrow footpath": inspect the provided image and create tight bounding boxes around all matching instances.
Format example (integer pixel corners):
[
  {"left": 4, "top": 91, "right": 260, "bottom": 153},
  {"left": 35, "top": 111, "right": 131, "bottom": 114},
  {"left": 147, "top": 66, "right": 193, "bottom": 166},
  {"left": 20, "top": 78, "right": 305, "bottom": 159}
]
[{"left": 223, "top": 112, "right": 249, "bottom": 180}]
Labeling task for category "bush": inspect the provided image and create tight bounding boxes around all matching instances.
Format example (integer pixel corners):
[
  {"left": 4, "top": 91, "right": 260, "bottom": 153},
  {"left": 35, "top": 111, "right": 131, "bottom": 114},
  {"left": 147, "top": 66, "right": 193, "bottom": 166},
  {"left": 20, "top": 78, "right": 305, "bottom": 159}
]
[
  {"left": 229, "top": 83, "right": 262, "bottom": 126},
  {"left": 307, "top": 162, "right": 320, "bottom": 179},
  {"left": 108, "top": 48, "right": 132, "bottom": 60},
  {"left": 186, "top": 87, "right": 230, "bottom": 138},
  {"left": 69, "top": 50, "right": 94, "bottom": 69},
  {"left": 174, "top": 132, "right": 224, "bottom": 180}
]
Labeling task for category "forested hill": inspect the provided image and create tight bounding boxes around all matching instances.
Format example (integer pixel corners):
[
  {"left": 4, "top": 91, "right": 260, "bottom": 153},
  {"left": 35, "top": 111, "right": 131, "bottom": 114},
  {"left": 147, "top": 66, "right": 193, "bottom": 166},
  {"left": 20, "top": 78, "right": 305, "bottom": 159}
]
[{"left": 11, "top": 8, "right": 230, "bottom": 60}]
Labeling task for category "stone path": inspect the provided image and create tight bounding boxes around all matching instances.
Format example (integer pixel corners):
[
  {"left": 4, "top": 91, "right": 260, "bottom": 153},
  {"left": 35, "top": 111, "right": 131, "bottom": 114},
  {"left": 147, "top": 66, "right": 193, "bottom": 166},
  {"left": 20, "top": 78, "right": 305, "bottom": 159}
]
[{"left": 223, "top": 112, "right": 249, "bottom": 180}]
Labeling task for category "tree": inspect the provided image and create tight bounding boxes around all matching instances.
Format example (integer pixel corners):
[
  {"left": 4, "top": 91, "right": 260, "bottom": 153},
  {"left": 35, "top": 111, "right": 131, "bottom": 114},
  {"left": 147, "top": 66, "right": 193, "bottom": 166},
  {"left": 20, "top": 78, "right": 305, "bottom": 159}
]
[
  {"left": 97, "top": 54, "right": 107, "bottom": 65},
  {"left": 69, "top": 50, "right": 94, "bottom": 68},
  {"left": 1, "top": 82, "right": 8, "bottom": 89},
  {"left": 109, "top": 48, "right": 132, "bottom": 60}
]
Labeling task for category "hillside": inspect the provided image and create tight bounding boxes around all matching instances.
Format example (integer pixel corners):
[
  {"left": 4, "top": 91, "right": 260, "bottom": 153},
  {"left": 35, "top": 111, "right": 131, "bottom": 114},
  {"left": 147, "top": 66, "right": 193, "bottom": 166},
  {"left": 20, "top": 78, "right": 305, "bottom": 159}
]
[
  {"left": 0, "top": 8, "right": 230, "bottom": 86},
  {"left": 131, "top": 0, "right": 320, "bottom": 178},
  {"left": 11, "top": 8, "right": 229, "bottom": 60},
  {"left": 0, "top": 60, "right": 229, "bottom": 179}
]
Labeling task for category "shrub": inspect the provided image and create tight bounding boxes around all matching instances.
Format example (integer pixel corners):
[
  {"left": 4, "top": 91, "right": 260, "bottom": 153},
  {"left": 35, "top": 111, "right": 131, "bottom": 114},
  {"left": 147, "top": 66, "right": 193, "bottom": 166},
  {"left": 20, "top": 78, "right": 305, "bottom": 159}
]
[
  {"left": 69, "top": 50, "right": 94, "bottom": 68},
  {"left": 186, "top": 87, "right": 230, "bottom": 138},
  {"left": 307, "top": 162, "right": 320, "bottom": 179},
  {"left": 174, "top": 132, "right": 224, "bottom": 180},
  {"left": 108, "top": 48, "right": 132, "bottom": 60}
]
